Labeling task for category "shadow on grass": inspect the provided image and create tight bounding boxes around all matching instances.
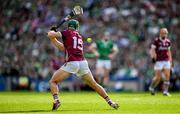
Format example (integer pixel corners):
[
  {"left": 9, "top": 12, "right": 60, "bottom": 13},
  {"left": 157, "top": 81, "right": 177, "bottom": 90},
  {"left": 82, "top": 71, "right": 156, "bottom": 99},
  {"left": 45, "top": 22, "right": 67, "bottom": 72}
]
[
  {"left": 0, "top": 108, "right": 114, "bottom": 113},
  {"left": 60, "top": 108, "right": 113, "bottom": 112}
]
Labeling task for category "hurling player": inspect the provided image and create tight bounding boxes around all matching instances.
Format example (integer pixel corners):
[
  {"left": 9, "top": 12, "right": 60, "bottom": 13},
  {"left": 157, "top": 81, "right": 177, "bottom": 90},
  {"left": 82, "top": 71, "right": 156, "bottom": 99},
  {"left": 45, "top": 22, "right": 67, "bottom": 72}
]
[
  {"left": 89, "top": 32, "right": 118, "bottom": 88},
  {"left": 47, "top": 19, "right": 119, "bottom": 110},
  {"left": 149, "top": 28, "right": 173, "bottom": 96}
]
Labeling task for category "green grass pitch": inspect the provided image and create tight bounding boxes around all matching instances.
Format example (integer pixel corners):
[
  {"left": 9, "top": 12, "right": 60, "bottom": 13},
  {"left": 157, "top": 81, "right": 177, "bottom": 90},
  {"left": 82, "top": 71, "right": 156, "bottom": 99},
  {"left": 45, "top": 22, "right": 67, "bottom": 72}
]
[{"left": 0, "top": 92, "right": 180, "bottom": 114}]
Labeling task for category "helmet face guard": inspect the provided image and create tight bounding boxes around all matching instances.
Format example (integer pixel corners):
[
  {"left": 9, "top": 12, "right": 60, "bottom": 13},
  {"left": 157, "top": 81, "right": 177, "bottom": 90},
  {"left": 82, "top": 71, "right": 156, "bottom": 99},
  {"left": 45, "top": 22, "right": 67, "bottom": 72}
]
[{"left": 68, "top": 19, "right": 79, "bottom": 30}]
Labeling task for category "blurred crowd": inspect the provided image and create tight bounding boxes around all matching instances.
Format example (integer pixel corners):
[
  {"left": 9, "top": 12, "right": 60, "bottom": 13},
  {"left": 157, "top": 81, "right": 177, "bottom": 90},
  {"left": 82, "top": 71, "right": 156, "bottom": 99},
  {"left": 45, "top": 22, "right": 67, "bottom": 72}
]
[{"left": 0, "top": 0, "right": 180, "bottom": 91}]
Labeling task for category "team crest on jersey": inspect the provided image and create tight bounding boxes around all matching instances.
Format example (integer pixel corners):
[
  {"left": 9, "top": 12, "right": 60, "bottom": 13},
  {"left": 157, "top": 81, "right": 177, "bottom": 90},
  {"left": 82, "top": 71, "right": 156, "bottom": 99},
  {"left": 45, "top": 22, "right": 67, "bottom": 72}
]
[{"left": 159, "top": 46, "right": 168, "bottom": 50}]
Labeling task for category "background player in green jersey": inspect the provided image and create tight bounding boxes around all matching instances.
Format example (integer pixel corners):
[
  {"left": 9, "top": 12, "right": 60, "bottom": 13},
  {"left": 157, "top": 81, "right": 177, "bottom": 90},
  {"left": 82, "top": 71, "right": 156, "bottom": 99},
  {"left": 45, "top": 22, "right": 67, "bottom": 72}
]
[{"left": 90, "top": 32, "right": 118, "bottom": 88}]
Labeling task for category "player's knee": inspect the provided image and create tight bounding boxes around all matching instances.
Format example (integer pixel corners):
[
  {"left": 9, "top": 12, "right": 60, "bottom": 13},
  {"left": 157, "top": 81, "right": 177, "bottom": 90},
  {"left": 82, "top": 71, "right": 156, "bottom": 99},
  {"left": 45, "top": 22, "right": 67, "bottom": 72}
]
[
  {"left": 49, "top": 79, "right": 53, "bottom": 85},
  {"left": 49, "top": 78, "right": 57, "bottom": 85},
  {"left": 96, "top": 73, "right": 103, "bottom": 77},
  {"left": 49, "top": 72, "right": 58, "bottom": 84}
]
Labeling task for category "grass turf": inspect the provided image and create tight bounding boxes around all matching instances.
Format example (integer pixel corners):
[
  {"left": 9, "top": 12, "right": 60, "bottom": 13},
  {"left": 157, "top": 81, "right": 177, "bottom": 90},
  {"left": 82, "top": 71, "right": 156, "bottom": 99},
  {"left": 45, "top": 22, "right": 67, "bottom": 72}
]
[{"left": 0, "top": 91, "right": 180, "bottom": 114}]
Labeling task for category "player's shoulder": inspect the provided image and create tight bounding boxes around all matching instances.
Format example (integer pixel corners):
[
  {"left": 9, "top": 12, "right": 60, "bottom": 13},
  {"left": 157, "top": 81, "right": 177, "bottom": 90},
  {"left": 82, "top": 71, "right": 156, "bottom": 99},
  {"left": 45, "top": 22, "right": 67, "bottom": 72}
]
[
  {"left": 154, "top": 37, "right": 159, "bottom": 41},
  {"left": 61, "top": 29, "right": 68, "bottom": 34},
  {"left": 95, "top": 39, "right": 101, "bottom": 43},
  {"left": 108, "top": 39, "right": 113, "bottom": 43},
  {"left": 61, "top": 29, "right": 79, "bottom": 36},
  {"left": 152, "top": 37, "right": 160, "bottom": 44},
  {"left": 61, "top": 29, "right": 73, "bottom": 32},
  {"left": 74, "top": 30, "right": 81, "bottom": 36}
]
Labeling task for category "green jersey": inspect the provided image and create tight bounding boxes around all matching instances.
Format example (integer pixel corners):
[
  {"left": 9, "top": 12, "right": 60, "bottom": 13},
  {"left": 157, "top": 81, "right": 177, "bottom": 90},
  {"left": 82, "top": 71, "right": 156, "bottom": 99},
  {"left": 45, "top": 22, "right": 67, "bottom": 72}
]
[{"left": 96, "top": 40, "right": 114, "bottom": 60}]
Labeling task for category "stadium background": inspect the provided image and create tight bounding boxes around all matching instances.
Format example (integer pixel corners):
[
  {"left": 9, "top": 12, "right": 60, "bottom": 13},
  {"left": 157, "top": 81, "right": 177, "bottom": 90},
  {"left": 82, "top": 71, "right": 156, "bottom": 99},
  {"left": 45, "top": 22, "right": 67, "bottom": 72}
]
[{"left": 0, "top": 0, "right": 179, "bottom": 92}]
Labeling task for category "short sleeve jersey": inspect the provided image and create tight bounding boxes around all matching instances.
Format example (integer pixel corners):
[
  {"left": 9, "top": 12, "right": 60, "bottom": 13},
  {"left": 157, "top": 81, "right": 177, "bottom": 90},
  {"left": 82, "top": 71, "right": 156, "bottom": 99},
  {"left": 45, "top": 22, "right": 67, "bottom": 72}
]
[
  {"left": 61, "top": 29, "right": 85, "bottom": 62},
  {"left": 96, "top": 40, "right": 113, "bottom": 60},
  {"left": 152, "top": 37, "right": 171, "bottom": 61}
]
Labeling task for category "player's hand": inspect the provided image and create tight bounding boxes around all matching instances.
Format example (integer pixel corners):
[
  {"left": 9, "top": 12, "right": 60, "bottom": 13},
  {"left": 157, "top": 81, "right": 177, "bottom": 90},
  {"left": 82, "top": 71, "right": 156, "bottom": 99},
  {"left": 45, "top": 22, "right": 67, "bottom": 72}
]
[
  {"left": 94, "top": 52, "right": 99, "bottom": 58},
  {"left": 152, "top": 58, "right": 156, "bottom": 63},
  {"left": 108, "top": 54, "right": 115, "bottom": 60},
  {"left": 50, "top": 26, "right": 57, "bottom": 32}
]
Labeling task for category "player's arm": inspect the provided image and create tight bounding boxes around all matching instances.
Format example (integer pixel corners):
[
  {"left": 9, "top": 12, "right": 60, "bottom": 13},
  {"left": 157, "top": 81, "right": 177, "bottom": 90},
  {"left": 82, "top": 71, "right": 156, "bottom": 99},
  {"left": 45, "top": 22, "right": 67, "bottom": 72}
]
[
  {"left": 89, "top": 43, "right": 99, "bottom": 57},
  {"left": 47, "top": 31, "right": 65, "bottom": 51},
  {"left": 167, "top": 48, "right": 173, "bottom": 67},
  {"left": 150, "top": 44, "right": 157, "bottom": 63},
  {"left": 109, "top": 44, "right": 118, "bottom": 59}
]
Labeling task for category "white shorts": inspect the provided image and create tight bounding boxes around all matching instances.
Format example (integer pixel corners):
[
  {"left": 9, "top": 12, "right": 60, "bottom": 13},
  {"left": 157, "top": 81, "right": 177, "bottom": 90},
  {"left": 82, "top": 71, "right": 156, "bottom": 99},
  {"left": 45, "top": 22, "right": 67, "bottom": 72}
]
[
  {"left": 154, "top": 61, "right": 171, "bottom": 70},
  {"left": 60, "top": 60, "right": 90, "bottom": 77},
  {"left": 96, "top": 60, "right": 111, "bottom": 69}
]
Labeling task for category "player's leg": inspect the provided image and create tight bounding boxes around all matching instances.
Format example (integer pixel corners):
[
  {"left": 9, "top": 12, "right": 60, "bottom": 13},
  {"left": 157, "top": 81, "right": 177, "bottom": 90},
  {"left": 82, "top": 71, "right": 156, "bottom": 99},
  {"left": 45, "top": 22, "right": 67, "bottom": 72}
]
[
  {"left": 149, "top": 70, "right": 161, "bottom": 95},
  {"left": 95, "top": 61, "right": 104, "bottom": 84},
  {"left": 103, "top": 60, "right": 111, "bottom": 88},
  {"left": 82, "top": 72, "right": 119, "bottom": 109},
  {"left": 83, "top": 72, "right": 107, "bottom": 98},
  {"left": 49, "top": 69, "right": 71, "bottom": 110},
  {"left": 49, "top": 69, "right": 71, "bottom": 98},
  {"left": 162, "top": 68, "right": 171, "bottom": 96},
  {"left": 149, "top": 62, "right": 163, "bottom": 95},
  {"left": 103, "top": 68, "right": 110, "bottom": 88}
]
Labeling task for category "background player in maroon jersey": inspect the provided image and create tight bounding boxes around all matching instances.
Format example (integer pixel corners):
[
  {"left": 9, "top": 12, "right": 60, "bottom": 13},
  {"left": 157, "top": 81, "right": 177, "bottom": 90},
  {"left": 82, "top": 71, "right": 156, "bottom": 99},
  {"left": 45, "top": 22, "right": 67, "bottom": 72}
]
[
  {"left": 149, "top": 28, "right": 173, "bottom": 96},
  {"left": 47, "top": 19, "right": 119, "bottom": 110}
]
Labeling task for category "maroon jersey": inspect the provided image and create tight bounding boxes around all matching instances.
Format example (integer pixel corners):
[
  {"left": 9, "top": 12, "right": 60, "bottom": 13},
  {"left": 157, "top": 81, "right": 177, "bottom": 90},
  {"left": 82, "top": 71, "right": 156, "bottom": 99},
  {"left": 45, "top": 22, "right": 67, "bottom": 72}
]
[
  {"left": 152, "top": 37, "right": 171, "bottom": 61},
  {"left": 61, "top": 29, "right": 85, "bottom": 62}
]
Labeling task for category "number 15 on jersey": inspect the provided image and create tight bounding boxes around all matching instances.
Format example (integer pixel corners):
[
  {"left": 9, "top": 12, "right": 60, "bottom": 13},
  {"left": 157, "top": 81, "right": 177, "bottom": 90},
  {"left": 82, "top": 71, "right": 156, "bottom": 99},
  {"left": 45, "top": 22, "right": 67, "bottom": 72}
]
[{"left": 73, "top": 36, "right": 83, "bottom": 51}]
